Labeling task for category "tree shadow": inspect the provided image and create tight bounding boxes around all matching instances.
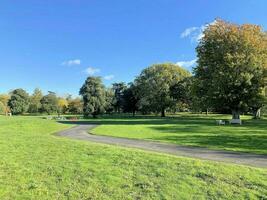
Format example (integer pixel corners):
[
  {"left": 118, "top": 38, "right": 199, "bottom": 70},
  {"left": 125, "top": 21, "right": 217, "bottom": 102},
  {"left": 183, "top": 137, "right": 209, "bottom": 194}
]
[
  {"left": 148, "top": 134, "right": 267, "bottom": 154},
  {"left": 58, "top": 118, "right": 216, "bottom": 126},
  {"left": 57, "top": 115, "right": 267, "bottom": 154}
]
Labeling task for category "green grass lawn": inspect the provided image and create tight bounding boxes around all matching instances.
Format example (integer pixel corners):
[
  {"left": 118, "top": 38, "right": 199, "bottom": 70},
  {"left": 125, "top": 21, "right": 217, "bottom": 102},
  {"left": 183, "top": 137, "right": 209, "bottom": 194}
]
[
  {"left": 90, "top": 113, "right": 267, "bottom": 154},
  {"left": 0, "top": 116, "right": 266, "bottom": 199}
]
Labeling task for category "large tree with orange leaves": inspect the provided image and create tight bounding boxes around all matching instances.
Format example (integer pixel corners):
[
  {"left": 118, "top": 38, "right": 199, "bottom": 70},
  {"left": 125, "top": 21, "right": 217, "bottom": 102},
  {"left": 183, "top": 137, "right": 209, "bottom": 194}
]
[{"left": 194, "top": 19, "right": 267, "bottom": 119}]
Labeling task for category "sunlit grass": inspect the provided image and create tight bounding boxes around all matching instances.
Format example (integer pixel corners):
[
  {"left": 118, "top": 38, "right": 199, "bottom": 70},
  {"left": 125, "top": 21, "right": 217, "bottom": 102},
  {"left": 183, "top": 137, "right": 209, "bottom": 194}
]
[
  {"left": 91, "top": 113, "right": 267, "bottom": 154},
  {"left": 0, "top": 115, "right": 266, "bottom": 199}
]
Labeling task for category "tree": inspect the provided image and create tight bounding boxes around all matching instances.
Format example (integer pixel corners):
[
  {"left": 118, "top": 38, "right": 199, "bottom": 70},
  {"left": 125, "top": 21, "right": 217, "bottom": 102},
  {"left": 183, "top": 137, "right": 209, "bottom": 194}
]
[
  {"left": 0, "top": 101, "right": 5, "bottom": 114},
  {"left": 104, "top": 88, "right": 115, "bottom": 114},
  {"left": 191, "top": 77, "right": 212, "bottom": 114},
  {"left": 195, "top": 19, "right": 267, "bottom": 119},
  {"left": 170, "top": 77, "right": 193, "bottom": 112},
  {"left": 79, "top": 77, "right": 106, "bottom": 118},
  {"left": 112, "top": 82, "right": 127, "bottom": 113},
  {"left": 122, "top": 83, "right": 139, "bottom": 116},
  {"left": 135, "top": 63, "right": 191, "bottom": 117},
  {"left": 28, "top": 88, "right": 43, "bottom": 113},
  {"left": 247, "top": 93, "right": 266, "bottom": 119},
  {"left": 68, "top": 98, "right": 83, "bottom": 114},
  {"left": 40, "top": 92, "right": 58, "bottom": 115},
  {"left": 57, "top": 98, "right": 68, "bottom": 115},
  {"left": 8, "top": 89, "right": 30, "bottom": 115},
  {"left": 0, "top": 94, "right": 10, "bottom": 115}
]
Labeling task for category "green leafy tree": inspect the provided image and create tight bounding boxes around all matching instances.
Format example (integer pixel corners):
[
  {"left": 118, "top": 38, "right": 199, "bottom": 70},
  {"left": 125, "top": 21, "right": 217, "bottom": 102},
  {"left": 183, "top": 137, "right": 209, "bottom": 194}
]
[
  {"left": 195, "top": 19, "right": 267, "bottom": 119},
  {"left": 40, "top": 92, "right": 58, "bottom": 115},
  {"left": 68, "top": 98, "right": 83, "bottom": 114},
  {"left": 135, "top": 63, "right": 191, "bottom": 117},
  {"left": 104, "top": 88, "right": 115, "bottom": 114},
  {"left": 79, "top": 77, "right": 106, "bottom": 118},
  {"left": 112, "top": 82, "right": 127, "bottom": 113},
  {"left": 8, "top": 89, "right": 30, "bottom": 115},
  {"left": 170, "top": 77, "right": 193, "bottom": 112},
  {"left": 191, "top": 77, "right": 212, "bottom": 114},
  {"left": 28, "top": 88, "right": 43, "bottom": 113},
  {"left": 122, "top": 83, "right": 139, "bottom": 116}
]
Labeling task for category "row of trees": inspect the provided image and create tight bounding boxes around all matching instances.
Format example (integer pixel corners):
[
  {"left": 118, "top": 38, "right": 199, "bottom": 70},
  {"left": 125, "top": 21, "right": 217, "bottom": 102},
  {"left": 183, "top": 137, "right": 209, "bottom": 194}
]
[
  {"left": 0, "top": 89, "right": 83, "bottom": 115},
  {"left": 1, "top": 19, "right": 266, "bottom": 119},
  {"left": 79, "top": 63, "right": 191, "bottom": 118},
  {"left": 80, "top": 19, "right": 267, "bottom": 119}
]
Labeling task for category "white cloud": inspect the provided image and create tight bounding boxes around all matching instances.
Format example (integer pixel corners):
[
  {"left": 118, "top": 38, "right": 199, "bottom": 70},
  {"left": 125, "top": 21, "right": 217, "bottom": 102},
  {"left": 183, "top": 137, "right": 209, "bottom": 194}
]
[
  {"left": 103, "top": 74, "right": 115, "bottom": 80},
  {"left": 176, "top": 59, "right": 197, "bottom": 69},
  {"left": 62, "top": 59, "right": 81, "bottom": 66},
  {"left": 84, "top": 67, "right": 100, "bottom": 75},
  {"left": 180, "top": 27, "right": 198, "bottom": 38},
  {"left": 180, "top": 20, "right": 217, "bottom": 43}
]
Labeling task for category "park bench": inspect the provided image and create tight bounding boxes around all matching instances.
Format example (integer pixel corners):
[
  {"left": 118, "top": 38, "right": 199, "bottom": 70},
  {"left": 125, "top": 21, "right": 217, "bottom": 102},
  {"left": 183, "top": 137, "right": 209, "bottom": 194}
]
[
  {"left": 216, "top": 120, "right": 225, "bottom": 125},
  {"left": 229, "top": 119, "right": 242, "bottom": 125}
]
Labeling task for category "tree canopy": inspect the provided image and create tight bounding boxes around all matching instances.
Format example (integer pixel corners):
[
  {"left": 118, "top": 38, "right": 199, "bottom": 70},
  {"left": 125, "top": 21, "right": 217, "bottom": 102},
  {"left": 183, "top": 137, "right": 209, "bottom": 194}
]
[
  {"left": 40, "top": 92, "right": 58, "bottom": 115},
  {"left": 135, "top": 63, "right": 191, "bottom": 117},
  {"left": 122, "top": 83, "right": 139, "bottom": 116},
  {"left": 28, "top": 88, "right": 43, "bottom": 113},
  {"left": 195, "top": 19, "right": 267, "bottom": 119},
  {"left": 8, "top": 89, "right": 30, "bottom": 115},
  {"left": 79, "top": 77, "right": 106, "bottom": 118},
  {"left": 112, "top": 82, "right": 127, "bottom": 113}
]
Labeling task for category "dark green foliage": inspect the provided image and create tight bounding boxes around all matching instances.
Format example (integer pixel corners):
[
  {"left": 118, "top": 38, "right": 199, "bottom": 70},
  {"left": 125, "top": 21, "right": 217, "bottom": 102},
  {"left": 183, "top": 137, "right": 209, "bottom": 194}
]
[
  {"left": 122, "top": 83, "right": 139, "bottom": 116},
  {"left": 135, "top": 63, "right": 191, "bottom": 117},
  {"left": 79, "top": 77, "right": 106, "bottom": 118},
  {"left": 8, "top": 89, "right": 30, "bottom": 115},
  {"left": 40, "top": 91, "right": 58, "bottom": 115},
  {"left": 112, "top": 82, "right": 127, "bottom": 113},
  {"left": 170, "top": 77, "right": 193, "bottom": 111},
  {"left": 104, "top": 88, "right": 115, "bottom": 114}
]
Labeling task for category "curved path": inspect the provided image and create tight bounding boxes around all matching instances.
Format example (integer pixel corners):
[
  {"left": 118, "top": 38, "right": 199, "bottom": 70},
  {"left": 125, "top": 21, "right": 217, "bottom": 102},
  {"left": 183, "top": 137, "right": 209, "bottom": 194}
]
[{"left": 56, "top": 124, "right": 267, "bottom": 168}]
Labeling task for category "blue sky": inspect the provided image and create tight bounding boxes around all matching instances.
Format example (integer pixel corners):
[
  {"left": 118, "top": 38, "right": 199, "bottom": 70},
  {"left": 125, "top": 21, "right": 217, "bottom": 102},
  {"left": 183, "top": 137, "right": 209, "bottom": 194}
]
[{"left": 0, "top": 0, "right": 266, "bottom": 96}]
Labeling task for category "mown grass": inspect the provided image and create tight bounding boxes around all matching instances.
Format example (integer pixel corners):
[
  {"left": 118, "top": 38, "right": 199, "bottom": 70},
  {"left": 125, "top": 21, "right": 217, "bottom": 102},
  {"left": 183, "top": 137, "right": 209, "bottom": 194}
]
[
  {"left": 89, "top": 113, "right": 267, "bottom": 154},
  {"left": 0, "top": 116, "right": 266, "bottom": 199}
]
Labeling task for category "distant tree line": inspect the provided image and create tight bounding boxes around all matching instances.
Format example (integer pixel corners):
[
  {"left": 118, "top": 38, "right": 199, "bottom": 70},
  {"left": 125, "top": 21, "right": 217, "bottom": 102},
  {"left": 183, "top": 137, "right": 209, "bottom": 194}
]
[
  {"left": 1, "top": 19, "right": 266, "bottom": 119},
  {"left": 0, "top": 88, "right": 83, "bottom": 116}
]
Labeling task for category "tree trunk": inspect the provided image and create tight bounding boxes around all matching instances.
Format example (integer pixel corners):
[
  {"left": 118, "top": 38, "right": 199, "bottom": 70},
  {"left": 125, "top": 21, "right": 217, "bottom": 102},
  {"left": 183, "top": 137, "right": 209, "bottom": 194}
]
[
  {"left": 232, "top": 110, "right": 240, "bottom": 119},
  {"left": 206, "top": 108, "right": 209, "bottom": 115},
  {"left": 253, "top": 108, "right": 261, "bottom": 119},
  {"left": 161, "top": 108, "right": 165, "bottom": 117},
  {"left": 132, "top": 110, "right": 135, "bottom": 117}
]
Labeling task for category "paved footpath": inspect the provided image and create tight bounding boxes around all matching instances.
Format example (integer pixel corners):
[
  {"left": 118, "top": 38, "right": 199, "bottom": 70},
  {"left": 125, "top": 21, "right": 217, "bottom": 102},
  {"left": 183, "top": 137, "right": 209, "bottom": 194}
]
[{"left": 56, "top": 124, "right": 267, "bottom": 168}]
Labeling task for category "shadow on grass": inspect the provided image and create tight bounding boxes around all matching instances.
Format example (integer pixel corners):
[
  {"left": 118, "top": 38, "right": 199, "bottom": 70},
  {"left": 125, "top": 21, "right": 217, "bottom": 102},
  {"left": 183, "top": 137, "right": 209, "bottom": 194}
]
[
  {"left": 58, "top": 119, "right": 215, "bottom": 126},
  {"left": 57, "top": 115, "right": 267, "bottom": 154},
  {"left": 148, "top": 133, "right": 267, "bottom": 154},
  {"left": 58, "top": 116, "right": 267, "bottom": 128}
]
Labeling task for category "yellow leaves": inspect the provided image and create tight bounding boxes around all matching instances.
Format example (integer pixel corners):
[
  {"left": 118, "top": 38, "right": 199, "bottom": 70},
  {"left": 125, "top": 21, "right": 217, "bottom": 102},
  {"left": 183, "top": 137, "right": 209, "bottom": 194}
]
[{"left": 58, "top": 98, "right": 68, "bottom": 108}]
